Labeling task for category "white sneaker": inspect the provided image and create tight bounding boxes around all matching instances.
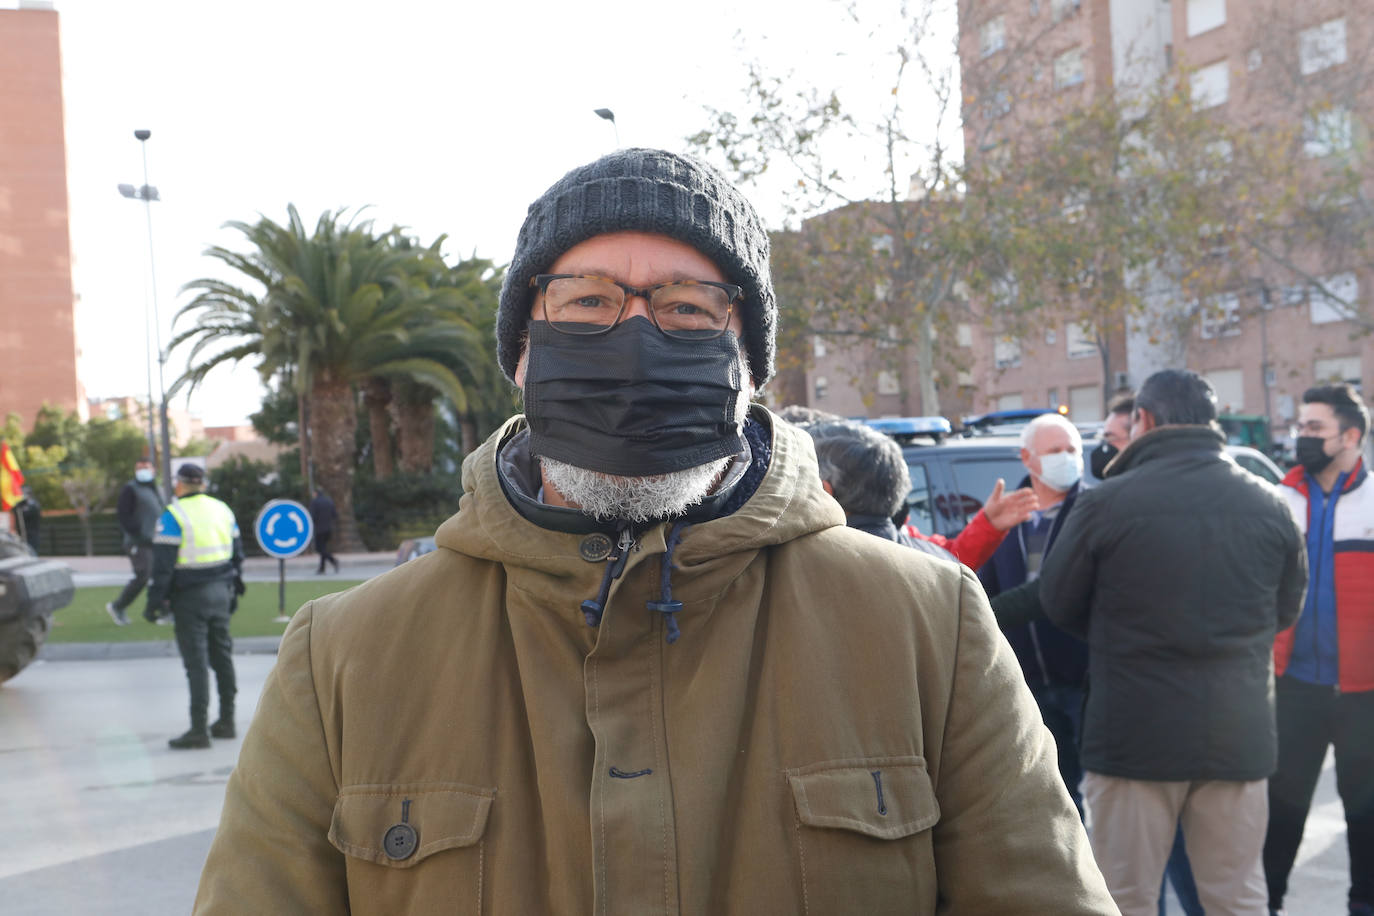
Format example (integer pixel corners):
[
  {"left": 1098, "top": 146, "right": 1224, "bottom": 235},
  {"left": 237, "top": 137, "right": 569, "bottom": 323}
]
[{"left": 105, "top": 602, "right": 130, "bottom": 626}]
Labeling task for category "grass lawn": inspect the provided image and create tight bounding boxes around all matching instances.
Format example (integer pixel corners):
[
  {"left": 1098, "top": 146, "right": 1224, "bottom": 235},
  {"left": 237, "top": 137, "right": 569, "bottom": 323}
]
[{"left": 48, "top": 579, "right": 366, "bottom": 643}]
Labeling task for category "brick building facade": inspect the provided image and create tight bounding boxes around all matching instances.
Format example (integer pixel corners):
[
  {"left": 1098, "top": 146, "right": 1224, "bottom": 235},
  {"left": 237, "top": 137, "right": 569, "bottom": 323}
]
[
  {"left": 956, "top": 0, "right": 1371, "bottom": 430},
  {"left": 0, "top": 1, "right": 83, "bottom": 430}
]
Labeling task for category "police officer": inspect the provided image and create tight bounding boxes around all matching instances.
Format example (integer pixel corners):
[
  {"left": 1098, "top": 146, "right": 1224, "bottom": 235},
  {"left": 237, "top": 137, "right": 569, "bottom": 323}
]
[{"left": 146, "top": 464, "right": 244, "bottom": 750}]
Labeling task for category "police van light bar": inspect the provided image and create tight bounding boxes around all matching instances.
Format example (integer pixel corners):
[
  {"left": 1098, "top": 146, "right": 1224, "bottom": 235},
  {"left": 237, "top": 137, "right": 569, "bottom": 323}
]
[{"left": 864, "top": 416, "right": 953, "bottom": 436}]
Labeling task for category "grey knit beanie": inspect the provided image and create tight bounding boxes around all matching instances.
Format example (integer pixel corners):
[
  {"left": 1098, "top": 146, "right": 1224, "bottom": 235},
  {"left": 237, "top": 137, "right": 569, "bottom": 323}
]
[{"left": 497, "top": 148, "right": 776, "bottom": 387}]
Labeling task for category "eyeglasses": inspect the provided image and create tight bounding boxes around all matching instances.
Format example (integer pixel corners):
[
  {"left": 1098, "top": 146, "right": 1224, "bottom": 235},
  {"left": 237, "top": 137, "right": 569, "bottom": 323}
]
[{"left": 529, "top": 274, "right": 741, "bottom": 339}]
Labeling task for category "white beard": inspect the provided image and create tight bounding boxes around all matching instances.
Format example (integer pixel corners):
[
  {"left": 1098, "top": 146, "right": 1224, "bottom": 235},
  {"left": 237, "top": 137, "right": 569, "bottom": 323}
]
[{"left": 540, "top": 456, "right": 733, "bottom": 523}]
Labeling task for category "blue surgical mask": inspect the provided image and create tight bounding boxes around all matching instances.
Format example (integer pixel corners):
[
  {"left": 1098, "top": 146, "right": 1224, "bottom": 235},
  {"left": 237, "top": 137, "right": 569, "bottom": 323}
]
[{"left": 135, "top": 468, "right": 155, "bottom": 483}]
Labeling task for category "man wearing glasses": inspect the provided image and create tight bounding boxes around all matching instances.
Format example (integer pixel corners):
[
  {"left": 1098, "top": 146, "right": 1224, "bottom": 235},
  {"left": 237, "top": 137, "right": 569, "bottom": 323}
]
[{"left": 195, "top": 149, "right": 1113, "bottom": 914}]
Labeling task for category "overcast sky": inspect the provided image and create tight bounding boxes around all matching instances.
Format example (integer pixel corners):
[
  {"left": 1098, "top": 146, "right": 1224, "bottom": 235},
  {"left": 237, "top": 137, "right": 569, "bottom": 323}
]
[{"left": 44, "top": 0, "right": 959, "bottom": 426}]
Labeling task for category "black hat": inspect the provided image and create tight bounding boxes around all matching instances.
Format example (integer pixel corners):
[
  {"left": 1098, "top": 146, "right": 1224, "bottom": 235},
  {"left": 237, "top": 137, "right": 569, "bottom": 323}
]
[
  {"left": 497, "top": 148, "right": 776, "bottom": 388},
  {"left": 175, "top": 464, "right": 205, "bottom": 483}
]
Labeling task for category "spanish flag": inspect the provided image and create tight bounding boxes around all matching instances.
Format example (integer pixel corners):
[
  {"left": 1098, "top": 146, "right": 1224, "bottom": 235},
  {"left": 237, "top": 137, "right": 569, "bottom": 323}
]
[{"left": 0, "top": 441, "right": 24, "bottom": 511}]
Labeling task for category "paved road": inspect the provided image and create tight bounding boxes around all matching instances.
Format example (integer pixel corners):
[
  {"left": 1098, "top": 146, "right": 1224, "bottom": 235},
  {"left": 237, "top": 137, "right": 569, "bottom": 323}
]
[
  {"left": 63, "top": 550, "right": 396, "bottom": 588},
  {"left": 0, "top": 654, "right": 1355, "bottom": 914}
]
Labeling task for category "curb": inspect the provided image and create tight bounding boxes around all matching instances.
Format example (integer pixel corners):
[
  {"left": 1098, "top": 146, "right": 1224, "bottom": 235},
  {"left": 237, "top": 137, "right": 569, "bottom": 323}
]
[{"left": 39, "top": 635, "right": 282, "bottom": 662}]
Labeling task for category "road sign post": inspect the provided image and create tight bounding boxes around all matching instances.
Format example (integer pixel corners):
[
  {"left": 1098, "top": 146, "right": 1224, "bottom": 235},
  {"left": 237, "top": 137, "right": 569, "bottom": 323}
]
[{"left": 253, "top": 499, "right": 314, "bottom": 622}]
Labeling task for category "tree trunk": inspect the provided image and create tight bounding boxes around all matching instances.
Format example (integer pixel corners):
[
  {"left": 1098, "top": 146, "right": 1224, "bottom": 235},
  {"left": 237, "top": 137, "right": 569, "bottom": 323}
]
[
  {"left": 917, "top": 309, "right": 940, "bottom": 417},
  {"left": 394, "top": 398, "right": 436, "bottom": 474},
  {"left": 309, "top": 372, "right": 363, "bottom": 552},
  {"left": 297, "top": 390, "right": 312, "bottom": 499},
  {"left": 363, "top": 377, "right": 394, "bottom": 479},
  {"left": 460, "top": 415, "right": 479, "bottom": 456}
]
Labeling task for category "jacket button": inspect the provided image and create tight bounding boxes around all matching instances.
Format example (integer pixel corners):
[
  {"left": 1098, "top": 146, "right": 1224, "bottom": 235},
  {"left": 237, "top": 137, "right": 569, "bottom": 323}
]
[
  {"left": 579, "top": 533, "right": 613, "bottom": 562},
  {"left": 383, "top": 823, "right": 418, "bottom": 860}
]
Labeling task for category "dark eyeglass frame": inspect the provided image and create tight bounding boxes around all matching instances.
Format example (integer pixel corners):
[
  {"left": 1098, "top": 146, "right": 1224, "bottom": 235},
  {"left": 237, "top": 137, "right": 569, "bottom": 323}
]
[{"left": 528, "top": 273, "right": 743, "bottom": 339}]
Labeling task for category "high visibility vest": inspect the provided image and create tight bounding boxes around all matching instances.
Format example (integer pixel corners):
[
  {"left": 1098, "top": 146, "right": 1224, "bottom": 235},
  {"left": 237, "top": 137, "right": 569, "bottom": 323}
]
[{"left": 166, "top": 495, "right": 238, "bottom": 569}]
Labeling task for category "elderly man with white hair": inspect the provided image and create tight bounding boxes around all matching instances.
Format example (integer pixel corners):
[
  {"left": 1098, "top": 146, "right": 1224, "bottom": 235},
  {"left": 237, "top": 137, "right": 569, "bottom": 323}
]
[{"left": 978, "top": 412, "right": 1089, "bottom": 817}]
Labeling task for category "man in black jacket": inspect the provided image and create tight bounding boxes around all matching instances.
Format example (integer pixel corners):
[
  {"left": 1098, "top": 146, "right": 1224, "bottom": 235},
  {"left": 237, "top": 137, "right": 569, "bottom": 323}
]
[
  {"left": 1041, "top": 369, "right": 1307, "bottom": 916},
  {"left": 106, "top": 457, "right": 165, "bottom": 626}
]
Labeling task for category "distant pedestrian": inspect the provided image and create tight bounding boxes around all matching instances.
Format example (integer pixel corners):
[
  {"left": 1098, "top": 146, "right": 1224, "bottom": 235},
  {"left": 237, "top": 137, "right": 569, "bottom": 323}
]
[
  {"left": 1041, "top": 369, "right": 1307, "bottom": 916},
  {"left": 1265, "top": 383, "right": 1374, "bottom": 916},
  {"left": 106, "top": 457, "right": 164, "bottom": 626},
  {"left": 16, "top": 485, "right": 40, "bottom": 554},
  {"left": 147, "top": 463, "right": 243, "bottom": 750},
  {"left": 309, "top": 487, "right": 338, "bottom": 574},
  {"left": 1089, "top": 394, "right": 1134, "bottom": 480}
]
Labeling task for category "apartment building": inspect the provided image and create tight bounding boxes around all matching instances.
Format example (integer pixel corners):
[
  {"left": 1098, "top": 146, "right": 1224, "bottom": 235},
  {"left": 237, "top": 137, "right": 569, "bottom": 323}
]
[
  {"left": 0, "top": 1, "right": 83, "bottom": 429},
  {"left": 958, "top": 0, "right": 1372, "bottom": 430}
]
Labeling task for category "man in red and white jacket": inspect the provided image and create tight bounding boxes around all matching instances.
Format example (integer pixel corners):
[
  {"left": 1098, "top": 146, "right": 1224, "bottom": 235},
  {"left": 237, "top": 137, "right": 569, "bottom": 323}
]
[{"left": 1266, "top": 383, "right": 1374, "bottom": 916}]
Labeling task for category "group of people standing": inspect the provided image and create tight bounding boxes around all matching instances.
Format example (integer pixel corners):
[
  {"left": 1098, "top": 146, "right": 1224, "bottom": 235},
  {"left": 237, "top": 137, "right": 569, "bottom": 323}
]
[{"left": 808, "top": 374, "right": 1370, "bottom": 916}]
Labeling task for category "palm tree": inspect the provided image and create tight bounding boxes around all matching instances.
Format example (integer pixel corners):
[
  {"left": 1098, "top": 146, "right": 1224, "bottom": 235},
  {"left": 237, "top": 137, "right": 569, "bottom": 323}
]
[{"left": 171, "top": 206, "right": 480, "bottom": 549}]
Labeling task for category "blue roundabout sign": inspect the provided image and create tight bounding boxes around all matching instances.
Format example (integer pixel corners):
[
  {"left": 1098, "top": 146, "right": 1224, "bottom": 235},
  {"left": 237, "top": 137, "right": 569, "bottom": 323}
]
[{"left": 254, "top": 499, "right": 314, "bottom": 560}]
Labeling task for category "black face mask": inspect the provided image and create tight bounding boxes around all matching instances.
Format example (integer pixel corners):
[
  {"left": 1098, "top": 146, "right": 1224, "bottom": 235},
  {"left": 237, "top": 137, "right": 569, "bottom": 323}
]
[
  {"left": 1296, "top": 435, "right": 1339, "bottom": 475},
  {"left": 1089, "top": 442, "right": 1118, "bottom": 479},
  {"left": 523, "top": 317, "right": 747, "bottom": 477}
]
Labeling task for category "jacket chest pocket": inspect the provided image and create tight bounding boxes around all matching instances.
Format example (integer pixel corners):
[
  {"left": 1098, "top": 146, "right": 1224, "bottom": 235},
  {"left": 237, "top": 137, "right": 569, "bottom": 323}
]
[
  {"left": 328, "top": 782, "right": 495, "bottom": 916},
  {"left": 787, "top": 757, "right": 940, "bottom": 916}
]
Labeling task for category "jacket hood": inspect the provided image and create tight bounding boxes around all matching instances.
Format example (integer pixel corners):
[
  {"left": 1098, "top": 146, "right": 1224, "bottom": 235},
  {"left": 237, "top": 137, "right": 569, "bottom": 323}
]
[{"left": 436, "top": 404, "right": 845, "bottom": 573}]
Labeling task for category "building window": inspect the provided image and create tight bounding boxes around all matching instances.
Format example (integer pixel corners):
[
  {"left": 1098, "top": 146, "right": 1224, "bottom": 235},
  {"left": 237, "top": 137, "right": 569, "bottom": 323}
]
[
  {"left": 956, "top": 323, "right": 973, "bottom": 347},
  {"left": 1045, "top": 327, "right": 1058, "bottom": 344},
  {"left": 813, "top": 335, "right": 827, "bottom": 358},
  {"left": 1313, "top": 355, "right": 1361, "bottom": 388},
  {"left": 1186, "top": 0, "right": 1226, "bottom": 37},
  {"left": 1199, "top": 292, "right": 1241, "bottom": 339},
  {"left": 815, "top": 375, "right": 829, "bottom": 400},
  {"left": 997, "top": 393, "right": 1025, "bottom": 410},
  {"left": 1067, "top": 385, "right": 1102, "bottom": 423},
  {"left": 1051, "top": 0, "right": 1080, "bottom": 23},
  {"left": 1047, "top": 388, "right": 1060, "bottom": 409},
  {"left": 1030, "top": 0, "right": 1040, "bottom": 15},
  {"left": 980, "top": 16, "right": 1006, "bottom": 58},
  {"left": 994, "top": 336, "right": 1022, "bottom": 369},
  {"left": 1299, "top": 18, "right": 1347, "bottom": 76},
  {"left": 877, "top": 370, "right": 901, "bottom": 396},
  {"left": 1303, "top": 107, "right": 1353, "bottom": 158},
  {"left": 1205, "top": 368, "right": 1245, "bottom": 413},
  {"left": 1246, "top": 48, "right": 1262, "bottom": 71},
  {"left": 1067, "top": 322, "right": 1096, "bottom": 358},
  {"left": 1310, "top": 272, "right": 1358, "bottom": 324},
  {"left": 1054, "top": 47, "right": 1085, "bottom": 89},
  {"left": 1190, "top": 61, "right": 1229, "bottom": 109}
]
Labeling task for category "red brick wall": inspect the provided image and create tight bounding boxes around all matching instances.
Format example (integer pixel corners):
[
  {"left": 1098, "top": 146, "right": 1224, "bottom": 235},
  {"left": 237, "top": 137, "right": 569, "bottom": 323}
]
[{"left": 0, "top": 7, "right": 80, "bottom": 431}]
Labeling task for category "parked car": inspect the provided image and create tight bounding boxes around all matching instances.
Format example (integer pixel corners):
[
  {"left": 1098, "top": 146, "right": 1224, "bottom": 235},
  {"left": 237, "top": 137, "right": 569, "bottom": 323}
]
[
  {"left": 875, "top": 421, "right": 1285, "bottom": 539},
  {"left": 395, "top": 536, "right": 437, "bottom": 566}
]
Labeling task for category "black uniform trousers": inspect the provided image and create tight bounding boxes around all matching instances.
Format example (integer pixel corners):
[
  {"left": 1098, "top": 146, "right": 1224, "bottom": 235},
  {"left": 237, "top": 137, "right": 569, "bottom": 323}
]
[
  {"left": 171, "top": 578, "right": 237, "bottom": 731},
  {"left": 1264, "top": 675, "right": 1374, "bottom": 910}
]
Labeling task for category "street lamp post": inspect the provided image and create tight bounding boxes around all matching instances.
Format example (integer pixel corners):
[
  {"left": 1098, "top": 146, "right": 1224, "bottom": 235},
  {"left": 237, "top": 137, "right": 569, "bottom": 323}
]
[{"left": 118, "top": 129, "right": 173, "bottom": 498}]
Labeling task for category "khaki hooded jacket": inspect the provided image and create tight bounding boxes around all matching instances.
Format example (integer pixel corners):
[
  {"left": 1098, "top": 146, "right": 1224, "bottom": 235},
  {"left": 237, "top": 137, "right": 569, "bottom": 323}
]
[{"left": 195, "top": 409, "right": 1115, "bottom": 915}]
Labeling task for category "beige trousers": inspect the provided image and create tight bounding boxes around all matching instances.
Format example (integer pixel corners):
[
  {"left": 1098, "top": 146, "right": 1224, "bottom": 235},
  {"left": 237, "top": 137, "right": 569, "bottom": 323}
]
[{"left": 1082, "top": 771, "right": 1269, "bottom": 916}]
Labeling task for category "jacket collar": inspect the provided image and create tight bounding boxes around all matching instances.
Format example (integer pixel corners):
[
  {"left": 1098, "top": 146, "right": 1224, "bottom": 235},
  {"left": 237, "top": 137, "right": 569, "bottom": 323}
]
[
  {"left": 1282, "top": 456, "right": 1366, "bottom": 496},
  {"left": 1108, "top": 425, "right": 1224, "bottom": 477}
]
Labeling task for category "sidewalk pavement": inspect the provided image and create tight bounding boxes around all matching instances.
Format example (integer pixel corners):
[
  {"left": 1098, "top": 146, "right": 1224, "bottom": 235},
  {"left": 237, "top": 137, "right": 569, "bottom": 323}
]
[{"left": 62, "top": 550, "right": 397, "bottom": 586}]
